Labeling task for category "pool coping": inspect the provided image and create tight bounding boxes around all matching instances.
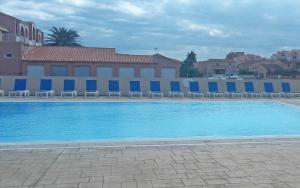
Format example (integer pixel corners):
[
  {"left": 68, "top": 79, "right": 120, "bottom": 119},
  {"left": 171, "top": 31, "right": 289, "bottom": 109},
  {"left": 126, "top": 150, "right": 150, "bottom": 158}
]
[{"left": 1, "top": 136, "right": 300, "bottom": 150}]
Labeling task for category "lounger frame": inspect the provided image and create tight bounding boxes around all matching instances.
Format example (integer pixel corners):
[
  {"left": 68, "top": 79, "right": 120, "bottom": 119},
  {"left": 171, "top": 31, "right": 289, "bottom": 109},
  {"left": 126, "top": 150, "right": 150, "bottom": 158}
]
[
  {"left": 149, "top": 91, "right": 163, "bottom": 98},
  {"left": 188, "top": 91, "right": 205, "bottom": 98},
  {"left": 0, "top": 90, "right": 4, "bottom": 96},
  {"left": 129, "top": 91, "right": 142, "bottom": 98},
  {"left": 61, "top": 91, "right": 77, "bottom": 97},
  {"left": 36, "top": 90, "right": 54, "bottom": 97},
  {"left": 8, "top": 90, "right": 30, "bottom": 97},
  {"left": 206, "top": 92, "right": 224, "bottom": 98},
  {"left": 108, "top": 91, "right": 120, "bottom": 97},
  {"left": 225, "top": 92, "right": 242, "bottom": 98},
  {"left": 243, "top": 92, "right": 262, "bottom": 98},
  {"left": 169, "top": 91, "right": 184, "bottom": 98},
  {"left": 85, "top": 91, "right": 99, "bottom": 97},
  {"left": 263, "top": 92, "right": 281, "bottom": 98}
]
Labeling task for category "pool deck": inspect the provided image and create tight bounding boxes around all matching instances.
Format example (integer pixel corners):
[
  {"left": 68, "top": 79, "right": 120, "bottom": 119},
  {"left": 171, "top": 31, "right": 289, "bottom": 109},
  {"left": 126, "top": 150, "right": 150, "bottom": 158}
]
[
  {"left": 1, "top": 138, "right": 300, "bottom": 188},
  {"left": 1, "top": 99, "right": 300, "bottom": 188}
]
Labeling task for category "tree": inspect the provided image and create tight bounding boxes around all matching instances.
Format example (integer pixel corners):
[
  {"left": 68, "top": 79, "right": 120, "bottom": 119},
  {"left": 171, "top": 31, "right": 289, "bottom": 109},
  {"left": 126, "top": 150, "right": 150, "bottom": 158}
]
[
  {"left": 180, "top": 51, "right": 202, "bottom": 77},
  {"left": 45, "top": 27, "right": 81, "bottom": 46}
]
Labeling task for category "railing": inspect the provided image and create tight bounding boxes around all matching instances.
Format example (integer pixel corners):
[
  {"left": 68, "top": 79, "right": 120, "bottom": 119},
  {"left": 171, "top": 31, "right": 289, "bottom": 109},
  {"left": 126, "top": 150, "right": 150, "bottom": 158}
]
[{"left": 2, "top": 33, "right": 41, "bottom": 45}]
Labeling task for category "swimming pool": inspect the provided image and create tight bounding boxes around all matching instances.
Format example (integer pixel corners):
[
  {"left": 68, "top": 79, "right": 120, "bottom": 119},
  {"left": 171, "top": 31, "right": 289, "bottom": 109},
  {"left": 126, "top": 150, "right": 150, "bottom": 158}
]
[{"left": 0, "top": 101, "right": 300, "bottom": 142}]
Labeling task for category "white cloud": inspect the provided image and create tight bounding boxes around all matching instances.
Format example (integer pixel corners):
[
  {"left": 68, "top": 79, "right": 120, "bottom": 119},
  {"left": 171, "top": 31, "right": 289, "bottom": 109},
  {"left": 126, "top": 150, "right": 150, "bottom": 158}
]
[
  {"left": 175, "top": 0, "right": 193, "bottom": 5},
  {"left": 56, "top": 0, "right": 92, "bottom": 7},
  {"left": 177, "top": 19, "right": 226, "bottom": 37},
  {"left": 93, "top": 0, "right": 166, "bottom": 18},
  {"left": 0, "top": 0, "right": 78, "bottom": 21},
  {"left": 115, "top": 1, "right": 146, "bottom": 17}
]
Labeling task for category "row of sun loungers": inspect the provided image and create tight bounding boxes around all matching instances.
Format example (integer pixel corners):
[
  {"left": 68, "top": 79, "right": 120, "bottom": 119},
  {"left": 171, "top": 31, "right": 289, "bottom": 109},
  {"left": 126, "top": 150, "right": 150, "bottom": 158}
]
[{"left": 1, "top": 79, "right": 300, "bottom": 98}]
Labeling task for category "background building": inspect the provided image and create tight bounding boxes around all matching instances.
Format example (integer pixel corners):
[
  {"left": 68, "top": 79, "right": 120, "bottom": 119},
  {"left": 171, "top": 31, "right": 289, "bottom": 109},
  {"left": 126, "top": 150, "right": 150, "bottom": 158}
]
[{"left": 0, "top": 12, "right": 181, "bottom": 79}]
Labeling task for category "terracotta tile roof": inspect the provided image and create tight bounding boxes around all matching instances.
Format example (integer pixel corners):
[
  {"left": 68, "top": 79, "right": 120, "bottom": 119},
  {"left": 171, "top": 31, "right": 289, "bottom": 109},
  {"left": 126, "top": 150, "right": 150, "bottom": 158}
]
[{"left": 22, "top": 46, "right": 179, "bottom": 64}]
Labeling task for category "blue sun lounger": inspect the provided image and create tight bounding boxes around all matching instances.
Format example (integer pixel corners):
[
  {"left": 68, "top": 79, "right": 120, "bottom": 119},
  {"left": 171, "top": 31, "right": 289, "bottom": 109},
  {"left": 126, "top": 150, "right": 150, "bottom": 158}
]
[
  {"left": 188, "top": 81, "right": 204, "bottom": 98},
  {"left": 36, "top": 79, "right": 54, "bottom": 97},
  {"left": 9, "top": 79, "right": 30, "bottom": 97},
  {"left": 129, "top": 81, "right": 142, "bottom": 98},
  {"left": 108, "top": 80, "right": 121, "bottom": 97},
  {"left": 169, "top": 81, "right": 183, "bottom": 98},
  {"left": 243, "top": 82, "right": 261, "bottom": 98},
  {"left": 280, "top": 82, "right": 300, "bottom": 98},
  {"left": 149, "top": 81, "right": 163, "bottom": 98},
  {"left": 206, "top": 82, "right": 223, "bottom": 98},
  {"left": 263, "top": 82, "right": 281, "bottom": 98},
  {"left": 85, "top": 80, "right": 99, "bottom": 97},
  {"left": 225, "top": 82, "right": 242, "bottom": 98},
  {"left": 61, "top": 80, "right": 77, "bottom": 97}
]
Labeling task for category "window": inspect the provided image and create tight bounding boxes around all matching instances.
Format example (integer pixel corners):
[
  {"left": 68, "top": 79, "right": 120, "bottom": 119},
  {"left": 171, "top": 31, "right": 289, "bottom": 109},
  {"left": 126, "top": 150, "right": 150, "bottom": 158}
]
[
  {"left": 119, "top": 67, "right": 134, "bottom": 78},
  {"left": 25, "top": 29, "right": 28, "bottom": 37},
  {"left": 33, "top": 28, "right": 36, "bottom": 40},
  {"left": 96, "top": 67, "right": 113, "bottom": 78},
  {"left": 20, "top": 27, "right": 24, "bottom": 36},
  {"left": 161, "top": 68, "right": 176, "bottom": 79},
  {"left": 51, "top": 65, "right": 68, "bottom": 76},
  {"left": 74, "top": 66, "right": 90, "bottom": 77},
  {"left": 4, "top": 53, "right": 13, "bottom": 59},
  {"left": 141, "top": 68, "right": 155, "bottom": 79},
  {"left": 27, "top": 65, "right": 44, "bottom": 77}
]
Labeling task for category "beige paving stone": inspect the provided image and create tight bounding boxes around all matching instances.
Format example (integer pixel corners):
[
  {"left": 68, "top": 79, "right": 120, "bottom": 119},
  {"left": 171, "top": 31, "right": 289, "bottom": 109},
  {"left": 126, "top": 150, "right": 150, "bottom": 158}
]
[
  {"left": 79, "top": 182, "right": 103, "bottom": 188},
  {"left": 44, "top": 184, "right": 79, "bottom": 188},
  {"left": 1, "top": 138, "right": 300, "bottom": 188},
  {"left": 103, "top": 182, "right": 121, "bottom": 188},
  {"left": 136, "top": 180, "right": 153, "bottom": 188},
  {"left": 55, "top": 177, "right": 89, "bottom": 184},
  {"left": 182, "top": 177, "right": 206, "bottom": 186},
  {"left": 205, "top": 178, "right": 228, "bottom": 185},
  {"left": 121, "top": 181, "right": 137, "bottom": 188}
]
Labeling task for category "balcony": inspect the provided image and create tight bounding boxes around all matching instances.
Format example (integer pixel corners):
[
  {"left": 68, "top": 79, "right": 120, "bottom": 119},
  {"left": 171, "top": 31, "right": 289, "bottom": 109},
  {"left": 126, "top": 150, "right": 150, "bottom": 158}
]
[{"left": 1, "top": 33, "right": 42, "bottom": 46}]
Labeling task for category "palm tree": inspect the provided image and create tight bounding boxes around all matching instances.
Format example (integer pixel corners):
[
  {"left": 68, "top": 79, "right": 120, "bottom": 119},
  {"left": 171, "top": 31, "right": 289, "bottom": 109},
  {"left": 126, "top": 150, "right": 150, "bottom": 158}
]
[{"left": 45, "top": 27, "right": 81, "bottom": 46}]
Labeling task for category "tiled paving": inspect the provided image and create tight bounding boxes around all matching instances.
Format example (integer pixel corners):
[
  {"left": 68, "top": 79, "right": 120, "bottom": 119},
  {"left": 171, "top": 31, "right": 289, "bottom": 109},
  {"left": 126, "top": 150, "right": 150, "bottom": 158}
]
[{"left": 1, "top": 138, "right": 300, "bottom": 188}]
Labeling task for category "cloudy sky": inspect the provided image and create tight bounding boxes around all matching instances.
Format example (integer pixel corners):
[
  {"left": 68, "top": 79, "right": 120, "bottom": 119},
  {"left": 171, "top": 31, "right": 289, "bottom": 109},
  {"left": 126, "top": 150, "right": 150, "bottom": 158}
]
[{"left": 1, "top": 0, "right": 300, "bottom": 60}]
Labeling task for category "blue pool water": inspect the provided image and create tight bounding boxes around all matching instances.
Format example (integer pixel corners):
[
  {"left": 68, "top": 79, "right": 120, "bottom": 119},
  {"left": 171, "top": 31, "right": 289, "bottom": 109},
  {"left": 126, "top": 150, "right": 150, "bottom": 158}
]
[{"left": 0, "top": 102, "right": 300, "bottom": 142}]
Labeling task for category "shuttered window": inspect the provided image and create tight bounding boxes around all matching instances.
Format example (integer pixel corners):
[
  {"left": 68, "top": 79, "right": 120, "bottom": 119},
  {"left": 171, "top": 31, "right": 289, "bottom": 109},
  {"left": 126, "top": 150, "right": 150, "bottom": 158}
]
[
  {"left": 140, "top": 68, "right": 155, "bottom": 79},
  {"left": 96, "top": 67, "right": 113, "bottom": 78},
  {"left": 27, "top": 65, "right": 44, "bottom": 77},
  {"left": 74, "top": 66, "right": 90, "bottom": 77},
  {"left": 51, "top": 65, "right": 68, "bottom": 76},
  {"left": 161, "top": 68, "right": 176, "bottom": 79},
  {"left": 119, "top": 67, "right": 134, "bottom": 78}
]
